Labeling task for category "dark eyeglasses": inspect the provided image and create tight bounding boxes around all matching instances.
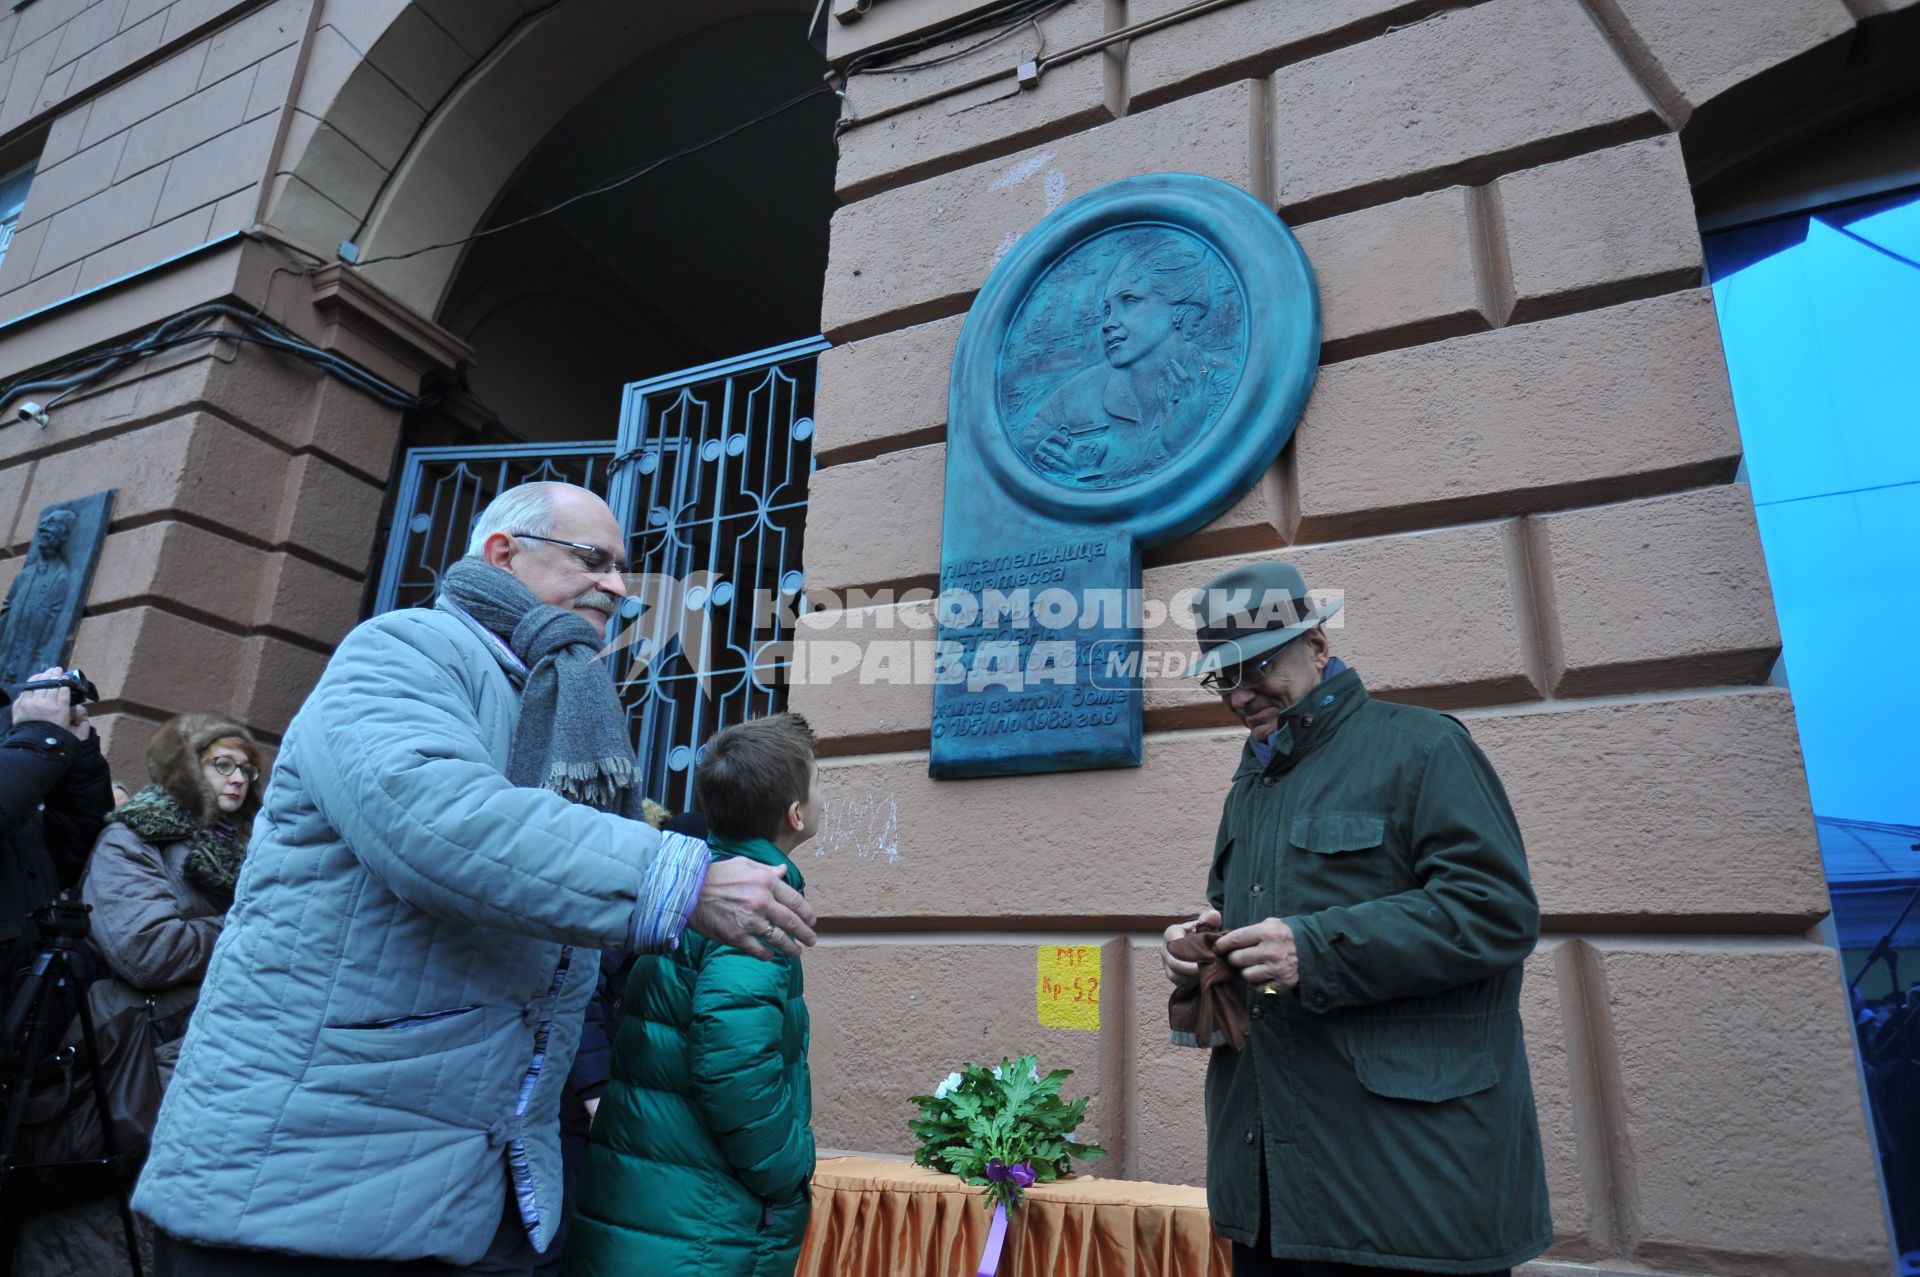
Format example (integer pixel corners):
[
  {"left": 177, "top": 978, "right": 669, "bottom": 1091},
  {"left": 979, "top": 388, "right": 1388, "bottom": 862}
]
[
  {"left": 1199, "top": 646, "right": 1288, "bottom": 694},
  {"left": 205, "top": 757, "right": 260, "bottom": 782},
  {"left": 513, "top": 533, "right": 628, "bottom": 576}
]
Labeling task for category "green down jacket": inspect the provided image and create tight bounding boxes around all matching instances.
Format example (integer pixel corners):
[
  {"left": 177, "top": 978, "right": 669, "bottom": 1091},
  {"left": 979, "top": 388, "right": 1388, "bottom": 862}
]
[
  {"left": 566, "top": 836, "right": 813, "bottom": 1277},
  {"left": 1201, "top": 667, "right": 1551, "bottom": 1273}
]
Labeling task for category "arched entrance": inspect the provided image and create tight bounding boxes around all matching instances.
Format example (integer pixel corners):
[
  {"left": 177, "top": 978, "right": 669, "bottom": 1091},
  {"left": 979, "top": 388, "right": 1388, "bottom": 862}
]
[{"left": 264, "top": 0, "right": 837, "bottom": 806}]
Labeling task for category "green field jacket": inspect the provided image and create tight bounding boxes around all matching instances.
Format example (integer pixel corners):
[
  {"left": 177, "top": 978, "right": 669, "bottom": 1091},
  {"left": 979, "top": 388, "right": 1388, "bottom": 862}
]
[
  {"left": 1202, "top": 668, "right": 1552, "bottom": 1272},
  {"left": 565, "top": 836, "right": 813, "bottom": 1277}
]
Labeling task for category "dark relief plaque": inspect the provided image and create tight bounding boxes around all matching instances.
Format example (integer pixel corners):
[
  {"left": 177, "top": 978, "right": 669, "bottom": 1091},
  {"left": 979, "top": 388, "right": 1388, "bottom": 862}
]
[
  {"left": 932, "top": 175, "right": 1319, "bottom": 779},
  {"left": 0, "top": 490, "right": 114, "bottom": 690}
]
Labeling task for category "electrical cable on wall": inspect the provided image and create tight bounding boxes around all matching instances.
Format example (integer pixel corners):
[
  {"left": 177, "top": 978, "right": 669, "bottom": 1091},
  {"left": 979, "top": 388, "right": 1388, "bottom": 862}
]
[
  {"left": 838, "top": 0, "right": 1066, "bottom": 78},
  {"left": 0, "top": 303, "right": 431, "bottom": 425}
]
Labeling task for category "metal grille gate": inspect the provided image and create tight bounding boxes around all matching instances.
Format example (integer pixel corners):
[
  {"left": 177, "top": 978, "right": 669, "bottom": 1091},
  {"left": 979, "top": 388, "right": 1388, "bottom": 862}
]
[{"left": 372, "top": 337, "right": 827, "bottom": 811}]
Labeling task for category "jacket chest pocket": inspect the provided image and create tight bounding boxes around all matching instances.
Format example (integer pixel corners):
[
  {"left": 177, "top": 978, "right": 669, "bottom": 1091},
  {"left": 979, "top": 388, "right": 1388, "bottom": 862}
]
[{"left": 1285, "top": 812, "right": 1391, "bottom": 910}]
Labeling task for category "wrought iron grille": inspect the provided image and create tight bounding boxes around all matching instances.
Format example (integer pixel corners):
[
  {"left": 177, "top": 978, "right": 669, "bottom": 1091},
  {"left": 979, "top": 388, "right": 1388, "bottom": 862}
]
[
  {"left": 373, "top": 444, "right": 618, "bottom": 613},
  {"left": 608, "top": 337, "right": 825, "bottom": 810},
  {"left": 373, "top": 337, "right": 827, "bottom": 812}
]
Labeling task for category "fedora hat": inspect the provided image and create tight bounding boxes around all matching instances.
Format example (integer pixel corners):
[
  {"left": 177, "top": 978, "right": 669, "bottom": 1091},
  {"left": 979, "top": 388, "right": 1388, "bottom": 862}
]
[{"left": 1185, "top": 561, "right": 1343, "bottom": 678}]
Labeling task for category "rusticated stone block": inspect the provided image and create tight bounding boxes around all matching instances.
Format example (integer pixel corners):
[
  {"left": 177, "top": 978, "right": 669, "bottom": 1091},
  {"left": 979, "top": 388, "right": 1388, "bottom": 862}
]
[
  {"left": 1142, "top": 519, "right": 1540, "bottom": 723},
  {"left": 792, "top": 519, "right": 1536, "bottom": 752},
  {"left": 275, "top": 452, "right": 385, "bottom": 574},
  {"left": 1495, "top": 136, "right": 1703, "bottom": 323},
  {"left": 94, "top": 708, "right": 168, "bottom": 796},
  {"left": 114, "top": 56, "right": 262, "bottom": 184},
  {"left": 87, "top": 517, "right": 361, "bottom": 649},
  {"left": 811, "top": 734, "right": 1238, "bottom": 923},
  {"left": 255, "top": 552, "right": 364, "bottom": 648},
  {"left": 13, "top": 134, "right": 129, "bottom": 234},
  {"left": 69, "top": 605, "right": 251, "bottom": 726},
  {"left": 1468, "top": 690, "right": 1828, "bottom": 928},
  {"left": 834, "top": 0, "right": 1111, "bottom": 202},
  {"left": 812, "top": 314, "right": 963, "bottom": 467},
  {"left": 1293, "top": 185, "right": 1491, "bottom": 361},
  {"left": 298, "top": 22, "right": 423, "bottom": 171},
  {"left": 241, "top": 634, "right": 330, "bottom": 733},
  {"left": 1128, "top": 0, "right": 1437, "bottom": 110},
  {"left": 808, "top": 938, "right": 1128, "bottom": 1160},
  {"left": 0, "top": 460, "right": 31, "bottom": 551},
  {"left": 1581, "top": 939, "right": 1886, "bottom": 1271},
  {"left": 1521, "top": 943, "right": 1605, "bottom": 1258},
  {"left": 1600, "top": 0, "right": 1855, "bottom": 125},
  {"left": 1145, "top": 461, "right": 1293, "bottom": 569},
  {"left": 76, "top": 203, "right": 217, "bottom": 291},
  {"left": 1538, "top": 484, "right": 1779, "bottom": 696},
  {"left": 127, "top": 350, "right": 404, "bottom": 484},
  {"left": 86, "top": 521, "right": 265, "bottom": 628},
  {"left": 786, "top": 595, "right": 937, "bottom": 754},
  {"left": 1121, "top": 938, "right": 1208, "bottom": 1186},
  {"left": 23, "top": 412, "right": 289, "bottom": 548},
  {"left": 1268, "top": 0, "right": 1656, "bottom": 221},
  {"left": 802, "top": 442, "right": 944, "bottom": 599},
  {"left": 152, "top": 110, "right": 277, "bottom": 225},
  {"left": 806, "top": 690, "right": 1828, "bottom": 928},
  {"left": 1292, "top": 291, "right": 1742, "bottom": 540},
  {"left": 823, "top": 80, "right": 1255, "bottom": 341},
  {"left": 32, "top": 164, "right": 168, "bottom": 277}
]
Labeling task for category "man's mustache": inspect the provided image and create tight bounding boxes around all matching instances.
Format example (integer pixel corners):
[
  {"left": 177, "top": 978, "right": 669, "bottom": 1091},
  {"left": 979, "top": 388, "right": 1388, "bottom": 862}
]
[{"left": 573, "top": 589, "right": 621, "bottom": 617}]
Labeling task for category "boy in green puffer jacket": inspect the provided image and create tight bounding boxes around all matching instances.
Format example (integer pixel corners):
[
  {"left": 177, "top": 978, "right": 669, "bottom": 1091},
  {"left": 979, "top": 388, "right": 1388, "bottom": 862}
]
[{"left": 565, "top": 714, "right": 819, "bottom": 1277}]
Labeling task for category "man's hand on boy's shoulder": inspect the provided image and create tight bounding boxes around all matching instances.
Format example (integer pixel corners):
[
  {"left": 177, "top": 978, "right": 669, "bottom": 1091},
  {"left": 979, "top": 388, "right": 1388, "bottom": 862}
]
[{"left": 691, "top": 858, "right": 817, "bottom": 960}]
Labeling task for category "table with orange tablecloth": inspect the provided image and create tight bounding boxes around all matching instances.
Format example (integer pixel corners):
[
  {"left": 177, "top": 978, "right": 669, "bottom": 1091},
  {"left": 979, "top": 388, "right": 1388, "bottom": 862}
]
[{"left": 797, "top": 1155, "right": 1232, "bottom": 1277}]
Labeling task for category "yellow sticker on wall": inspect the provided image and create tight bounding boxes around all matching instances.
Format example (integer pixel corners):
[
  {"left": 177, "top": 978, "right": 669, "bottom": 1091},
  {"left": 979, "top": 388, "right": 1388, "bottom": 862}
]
[{"left": 1036, "top": 945, "right": 1101, "bottom": 1031}]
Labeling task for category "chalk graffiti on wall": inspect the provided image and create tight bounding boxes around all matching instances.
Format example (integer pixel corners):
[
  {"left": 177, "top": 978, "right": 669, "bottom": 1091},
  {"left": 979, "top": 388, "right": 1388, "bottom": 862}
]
[{"left": 815, "top": 791, "right": 901, "bottom": 865}]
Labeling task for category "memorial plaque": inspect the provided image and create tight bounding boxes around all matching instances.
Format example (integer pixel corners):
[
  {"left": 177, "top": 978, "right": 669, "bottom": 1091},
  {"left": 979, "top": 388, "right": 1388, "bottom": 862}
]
[
  {"left": 932, "top": 174, "right": 1318, "bottom": 778},
  {"left": 0, "top": 490, "right": 114, "bottom": 691}
]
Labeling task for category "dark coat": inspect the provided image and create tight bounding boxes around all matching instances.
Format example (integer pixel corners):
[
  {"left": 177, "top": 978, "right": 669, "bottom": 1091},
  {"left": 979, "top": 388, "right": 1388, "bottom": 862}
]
[
  {"left": 565, "top": 836, "right": 813, "bottom": 1277},
  {"left": 1202, "top": 668, "right": 1551, "bottom": 1272},
  {"left": 0, "top": 719, "right": 112, "bottom": 982}
]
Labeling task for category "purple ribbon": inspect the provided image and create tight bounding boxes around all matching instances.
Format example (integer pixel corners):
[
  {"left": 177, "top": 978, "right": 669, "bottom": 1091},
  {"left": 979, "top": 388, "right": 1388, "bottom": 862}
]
[
  {"left": 985, "top": 1159, "right": 1036, "bottom": 1188},
  {"left": 976, "top": 1201, "right": 1008, "bottom": 1277}
]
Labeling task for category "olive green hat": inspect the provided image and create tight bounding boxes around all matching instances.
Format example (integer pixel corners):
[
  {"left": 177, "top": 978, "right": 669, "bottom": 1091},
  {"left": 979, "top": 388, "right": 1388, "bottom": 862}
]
[{"left": 1185, "top": 560, "right": 1342, "bottom": 678}]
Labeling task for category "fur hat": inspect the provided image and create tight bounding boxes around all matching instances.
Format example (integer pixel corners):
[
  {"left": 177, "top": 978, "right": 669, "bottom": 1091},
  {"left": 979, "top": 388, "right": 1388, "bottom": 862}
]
[{"left": 145, "top": 712, "right": 267, "bottom": 833}]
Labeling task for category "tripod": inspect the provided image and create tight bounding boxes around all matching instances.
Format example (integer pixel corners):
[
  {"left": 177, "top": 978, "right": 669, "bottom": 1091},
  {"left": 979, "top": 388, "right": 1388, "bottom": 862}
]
[{"left": 1, "top": 902, "right": 146, "bottom": 1277}]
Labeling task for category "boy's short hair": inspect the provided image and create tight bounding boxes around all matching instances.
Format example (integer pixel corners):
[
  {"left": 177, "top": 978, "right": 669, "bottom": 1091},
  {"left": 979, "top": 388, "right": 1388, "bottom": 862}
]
[{"left": 693, "top": 712, "right": 816, "bottom": 842}]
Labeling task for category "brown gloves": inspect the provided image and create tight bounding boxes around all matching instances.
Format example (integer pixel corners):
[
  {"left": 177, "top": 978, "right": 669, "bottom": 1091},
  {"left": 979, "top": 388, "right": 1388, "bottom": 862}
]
[{"left": 1167, "top": 927, "right": 1252, "bottom": 1051}]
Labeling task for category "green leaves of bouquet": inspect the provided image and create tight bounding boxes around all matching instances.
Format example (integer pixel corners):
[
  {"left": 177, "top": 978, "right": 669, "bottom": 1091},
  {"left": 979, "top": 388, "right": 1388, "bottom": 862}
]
[{"left": 907, "top": 1055, "right": 1105, "bottom": 1211}]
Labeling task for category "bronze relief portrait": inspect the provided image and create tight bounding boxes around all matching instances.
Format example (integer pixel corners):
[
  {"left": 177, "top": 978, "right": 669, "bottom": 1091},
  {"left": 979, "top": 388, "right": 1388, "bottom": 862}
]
[{"left": 999, "top": 226, "right": 1247, "bottom": 490}]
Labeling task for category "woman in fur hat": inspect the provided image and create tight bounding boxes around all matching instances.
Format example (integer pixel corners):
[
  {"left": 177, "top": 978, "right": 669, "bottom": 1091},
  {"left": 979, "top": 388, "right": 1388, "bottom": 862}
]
[{"left": 81, "top": 712, "right": 267, "bottom": 1082}]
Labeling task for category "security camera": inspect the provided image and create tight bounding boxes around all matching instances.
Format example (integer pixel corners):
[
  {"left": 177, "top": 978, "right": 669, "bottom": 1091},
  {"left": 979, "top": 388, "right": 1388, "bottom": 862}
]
[{"left": 17, "top": 402, "right": 49, "bottom": 427}]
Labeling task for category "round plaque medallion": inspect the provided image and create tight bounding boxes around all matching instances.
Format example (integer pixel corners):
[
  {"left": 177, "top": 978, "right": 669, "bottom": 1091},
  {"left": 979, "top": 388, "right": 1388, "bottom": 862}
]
[
  {"left": 952, "top": 173, "right": 1319, "bottom": 546},
  {"left": 998, "top": 225, "right": 1248, "bottom": 491}
]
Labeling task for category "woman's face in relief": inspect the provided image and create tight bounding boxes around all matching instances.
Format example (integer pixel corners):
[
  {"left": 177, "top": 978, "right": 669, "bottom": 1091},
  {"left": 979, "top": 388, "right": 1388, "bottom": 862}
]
[{"left": 1100, "top": 273, "right": 1179, "bottom": 369}]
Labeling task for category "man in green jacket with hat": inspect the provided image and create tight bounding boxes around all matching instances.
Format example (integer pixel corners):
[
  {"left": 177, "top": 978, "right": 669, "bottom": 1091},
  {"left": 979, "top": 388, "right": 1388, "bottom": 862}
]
[{"left": 1163, "top": 560, "right": 1551, "bottom": 1276}]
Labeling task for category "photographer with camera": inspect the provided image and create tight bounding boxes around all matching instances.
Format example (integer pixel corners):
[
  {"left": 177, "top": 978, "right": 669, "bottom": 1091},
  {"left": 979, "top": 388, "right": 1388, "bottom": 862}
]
[{"left": 2, "top": 666, "right": 112, "bottom": 997}]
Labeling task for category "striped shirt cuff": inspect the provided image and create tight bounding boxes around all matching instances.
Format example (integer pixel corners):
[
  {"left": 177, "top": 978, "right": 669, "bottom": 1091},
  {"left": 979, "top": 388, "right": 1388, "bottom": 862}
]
[{"left": 628, "top": 830, "right": 709, "bottom": 953}]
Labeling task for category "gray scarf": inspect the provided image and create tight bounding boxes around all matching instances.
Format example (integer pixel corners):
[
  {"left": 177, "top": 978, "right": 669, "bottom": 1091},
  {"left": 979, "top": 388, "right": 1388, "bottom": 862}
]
[{"left": 439, "top": 557, "right": 641, "bottom": 816}]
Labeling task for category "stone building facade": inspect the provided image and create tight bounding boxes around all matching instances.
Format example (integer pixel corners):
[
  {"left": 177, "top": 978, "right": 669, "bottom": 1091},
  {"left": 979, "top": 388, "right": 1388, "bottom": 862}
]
[{"left": 0, "top": 1, "right": 1911, "bottom": 1273}]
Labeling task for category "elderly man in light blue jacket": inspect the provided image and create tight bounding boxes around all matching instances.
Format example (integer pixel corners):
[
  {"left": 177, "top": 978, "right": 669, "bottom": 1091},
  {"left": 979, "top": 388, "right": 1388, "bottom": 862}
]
[{"left": 134, "top": 482, "right": 816, "bottom": 1276}]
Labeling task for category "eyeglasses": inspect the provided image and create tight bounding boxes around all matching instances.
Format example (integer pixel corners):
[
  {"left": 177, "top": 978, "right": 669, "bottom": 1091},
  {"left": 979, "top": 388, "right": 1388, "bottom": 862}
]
[
  {"left": 204, "top": 757, "right": 260, "bottom": 782},
  {"left": 513, "top": 533, "right": 628, "bottom": 577},
  {"left": 1199, "top": 646, "right": 1287, "bottom": 694}
]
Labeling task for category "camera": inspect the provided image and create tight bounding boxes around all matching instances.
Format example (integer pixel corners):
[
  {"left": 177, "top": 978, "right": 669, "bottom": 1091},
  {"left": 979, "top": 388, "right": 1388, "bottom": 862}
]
[{"left": 0, "top": 667, "right": 99, "bottom": 708}]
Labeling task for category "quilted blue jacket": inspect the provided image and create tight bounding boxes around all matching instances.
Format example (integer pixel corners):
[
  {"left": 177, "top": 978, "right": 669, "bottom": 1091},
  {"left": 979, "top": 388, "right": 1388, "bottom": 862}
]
[
  {"left": 133, "top": 598, "right": 699, "bottom": 1265},
  {"left": 564, "top": 836, "right": 813, "bottom": 1277}
]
